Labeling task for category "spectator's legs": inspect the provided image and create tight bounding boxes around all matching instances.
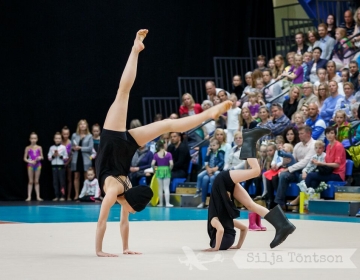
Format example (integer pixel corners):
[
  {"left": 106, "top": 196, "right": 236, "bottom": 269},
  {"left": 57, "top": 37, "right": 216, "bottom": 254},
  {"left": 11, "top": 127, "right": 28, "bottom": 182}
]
[
  {"left": 305, "top": 172, "right": 342, "bottom": 188},
  {"left": 52, "top": 167, "right": 60, "bottom": 200},
  {"left": 196, "top": 170, "right": 207, "bottom": 192},
  {"left": 157, "top": 178, "right": 164, "bottom": 206},
  {"left": 59, "top": 167, "right": 66, "bottom": 200},
  {"left": 201, "top": 175, "right": 210, "bottom": 204},
  {"left": 163, "top": 178, "right": 172, "bottom": 207},
  {"left": 226, "top": 129, "right": 235, "bottom": 145},
  {"left": 66, "top": 165, "right": 72, "bottom": 200},
  {"left": 171, "top": 170, "right": 187, "bottom": 179},
  {"left": 274, "top": 171, "right": 297, "bottom": 206},
  {"left": 73, "top": 172, "right": 80, "bottom": 200}
]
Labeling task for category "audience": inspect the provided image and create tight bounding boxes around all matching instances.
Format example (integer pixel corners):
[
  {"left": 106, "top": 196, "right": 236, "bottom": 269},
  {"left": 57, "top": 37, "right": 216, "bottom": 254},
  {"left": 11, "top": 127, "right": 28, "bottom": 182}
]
[
  {"left": 339, "top": 10, "right": 355, "bottom": 36},
  {"left": 305, "top": 47, "right": 327, "bottom": 83},
  {"left": 306, "top": 103, "right": 327, "bottom": 141},
  {"left": 179, "top": 93, "right": 203, "bottom": 117},
  {"left": 167, "top": 132, "right": 191, "bottom": 179},
  {"left": 320, "top": 81, "right": 344, "bottom": 125},
  {"left": 318, "top": 23, "right": 336, "bottom": 60}
]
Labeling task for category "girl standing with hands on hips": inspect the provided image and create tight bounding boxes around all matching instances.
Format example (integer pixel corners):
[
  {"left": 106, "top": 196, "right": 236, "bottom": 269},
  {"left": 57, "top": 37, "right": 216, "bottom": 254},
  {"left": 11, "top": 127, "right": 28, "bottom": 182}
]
[{"left": 23, "top": 132, "right": 43, "bottom": 201}]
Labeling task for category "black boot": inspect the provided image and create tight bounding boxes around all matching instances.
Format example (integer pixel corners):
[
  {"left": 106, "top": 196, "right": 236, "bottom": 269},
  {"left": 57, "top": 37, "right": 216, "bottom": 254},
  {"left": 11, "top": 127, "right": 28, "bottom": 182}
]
[
  {"left": 264, "top": 205, "right": 296, "bottom": 248},
  {"left": 239, "top": 128, "right": 271, "bottom": 159}
]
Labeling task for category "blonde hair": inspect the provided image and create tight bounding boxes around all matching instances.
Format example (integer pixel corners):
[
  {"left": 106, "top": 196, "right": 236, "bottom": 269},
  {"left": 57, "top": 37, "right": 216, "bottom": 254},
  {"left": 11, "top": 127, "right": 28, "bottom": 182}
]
[
  {"left": 213, "top": 128, "right": 227, "bottom": 145},
  {"left": 335, "top": 27, "right": 347, "bottom": 39},
  {"left": 130, "top": 119, "right": 142, "bottom": 129},
  {"left": 229, "top": 93, "right": 238, "bottom": 101},
  {"left": 275, "top": 135, "right": 285, "bottom": 144},
  {"left": 234, "top": 131, "right": 242, "bottom": 139},
  {"left": 317, "top": 83, "right": 330, "bottom": 102},
  {"left": 335, "top": 109, "right": 347, "bottom": 119},
  {"left": 76, "top": 119, "right": 90, "bottom": 135},
  {"left": 283, "top": 143, "right": 294, "bottom": 153},
  {"left": 182, "top": 93, "right": 195, "bottom": 107},
  {"left": 240, "top": 107, "right": 255, "bottom": 126},
  {"left": 294, "top": 112, "right": 306, "bottom": 122},
  {"left": 355, "top": 7, "right": 360, "bottom": 25},
  {"left": 289, "top": 86, "right": 301, "bottom": 101},
  {"left": 274, "top": 54, "right": 285, "bottom": 79},
  {"left": 314, "top": 140, "right": 325, "bottom": 148}
]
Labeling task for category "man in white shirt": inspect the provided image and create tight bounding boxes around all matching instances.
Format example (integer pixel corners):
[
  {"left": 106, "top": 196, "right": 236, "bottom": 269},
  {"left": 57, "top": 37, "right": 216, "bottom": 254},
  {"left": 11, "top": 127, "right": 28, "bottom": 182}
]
[
  {"left": 318, "top": 23, "right": 335, "bottom": 60},
  {"left": 273, "top": 126, "right": 316, "bottom": 207},
  {"left": 205, "top": 81, "right": 230, "bottom": 101}
]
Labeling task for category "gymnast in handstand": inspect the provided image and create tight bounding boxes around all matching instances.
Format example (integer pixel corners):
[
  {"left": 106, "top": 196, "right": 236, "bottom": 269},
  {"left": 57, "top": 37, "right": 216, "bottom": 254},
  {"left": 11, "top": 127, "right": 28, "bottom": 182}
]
[
  {"left": 205, "top": 128, "right": 296, "bottom": 251},
  {"left": 95, "top": 29, "right": 232, "bottom": 257}
]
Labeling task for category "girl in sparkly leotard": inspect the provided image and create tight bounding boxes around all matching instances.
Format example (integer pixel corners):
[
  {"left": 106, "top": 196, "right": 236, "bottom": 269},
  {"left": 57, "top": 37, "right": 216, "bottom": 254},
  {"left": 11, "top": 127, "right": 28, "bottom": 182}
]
[{"left": 23, "top": 132, "right": 43, "bottom": 201}]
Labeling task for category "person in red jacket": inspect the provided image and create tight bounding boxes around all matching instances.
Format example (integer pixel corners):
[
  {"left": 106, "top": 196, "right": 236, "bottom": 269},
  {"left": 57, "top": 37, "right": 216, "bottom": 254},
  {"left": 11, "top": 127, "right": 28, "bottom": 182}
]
[{"left": 179, "top": 93, "right": 203, "bottom": 117}]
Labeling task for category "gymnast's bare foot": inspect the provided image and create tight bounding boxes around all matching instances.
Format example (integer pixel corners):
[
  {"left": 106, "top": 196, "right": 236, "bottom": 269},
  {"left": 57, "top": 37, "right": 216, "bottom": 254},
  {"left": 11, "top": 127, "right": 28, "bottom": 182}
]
[
  {"left": 97, "top": 251, "right": 118, "bottom": 257},
  {"left": 209, "top": 100, "right": 232, "bottom": 120},
  {"left": 133, "top": 29, "right": 148, "bottom": 53}
]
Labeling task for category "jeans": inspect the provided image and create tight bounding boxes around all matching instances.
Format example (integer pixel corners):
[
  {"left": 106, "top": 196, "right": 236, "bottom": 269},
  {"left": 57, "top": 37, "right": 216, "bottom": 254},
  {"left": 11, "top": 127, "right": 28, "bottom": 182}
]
[
  {"left": 305, "top": 172, "right": 342, "bottom": 188},
  {"left": 274, "top": 171, "right": 300, "bottom": 205},
  {"left": 197, "top": 170, "right": 220, "bottom": 203}
]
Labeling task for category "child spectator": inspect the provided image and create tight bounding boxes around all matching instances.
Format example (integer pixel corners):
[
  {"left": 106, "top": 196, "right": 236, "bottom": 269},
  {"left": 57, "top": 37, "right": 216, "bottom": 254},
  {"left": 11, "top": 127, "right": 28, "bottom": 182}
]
[
  {"left": 48, "top": 132, "right": 68, "bottom": 201},
  {"left": 79, "top": 168, "right": 101, "bottom": 202},
  {"left": 232, "top": 75, "right": 244, "bottom": 100},
  {"left": 151, "top": 140, "right": 174, "bottom": 207},
  {"left": 226, "top": 94, "right": 241, "bottom": 145},
  {"left": 333, "top": 110, "right": 350, "bottom": 142},
  {"left": 293, "top": 112, "right": 306, "bottom": 129},
  {"left": 247, "top": 92, "right": 261, "bottom": 119},
  {"left": 278, "top": 143, "right": 296, "bottom": 168},
  {"left": 273, "top": 54, "right": 285, "bottom": 79},
  {"left": 61, "top": 126, "right": 73, "bottom": 201},
  {"left": 268, "top": 58, "right": 275, "bottom": 71},
  {"left": 300, "top": 104, "right": 309, "bottom": 119},
  {"left": 283, "top": 54, "right": 304, "bottom": 85},
  {"left": 256, "top": 55, "right": 266, "bottom": 71},
  {"left": 23, "top": 132, "right": 44, "bottom": 201},
  {"left": 255, "top": 78, "right": 265, "bottom": 90},
  {"left": 338, "top": 69, "right": 350, "bottom": 96},
  {"left": 314, "top": 68, "right": 327, "bottom": 87},
  {"left": 91, "top": 123, "right": 101, "bottom": 171},
  {"left": 289, "top": 140, "right": 326, "bottom": 207},
  {"left": 195, "top": 139, "right": 225, "bottom": 208},
  {"left": 257, "top": 91, "right": 266, "bottom": 106}
]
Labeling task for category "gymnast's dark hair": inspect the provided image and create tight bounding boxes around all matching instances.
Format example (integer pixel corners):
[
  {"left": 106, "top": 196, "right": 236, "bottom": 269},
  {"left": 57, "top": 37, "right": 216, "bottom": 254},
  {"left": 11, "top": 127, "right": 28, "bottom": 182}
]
[{"left": 155, "top": 140, "right": 165, "bottom": 155}]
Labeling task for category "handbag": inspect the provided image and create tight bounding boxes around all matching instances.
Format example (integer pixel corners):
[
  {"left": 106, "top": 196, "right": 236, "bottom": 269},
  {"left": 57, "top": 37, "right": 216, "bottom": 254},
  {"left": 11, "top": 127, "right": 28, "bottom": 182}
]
[{"left": 317, "top": 165, "right": 334, "bottom": 175}]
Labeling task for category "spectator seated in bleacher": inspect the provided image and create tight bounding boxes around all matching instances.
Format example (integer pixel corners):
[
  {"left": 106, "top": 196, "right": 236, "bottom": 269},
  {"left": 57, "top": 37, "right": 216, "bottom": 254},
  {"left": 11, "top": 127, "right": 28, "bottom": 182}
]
[
  {"left": 307, "top": 30, "right": 321, "bottom": 52},
  {"left": 332, "top": 110, "right": 350, "bottom": 142},
  {"left": 320, "top": 81, "right": 344, "bottom": 125},
  {"left": 283, "top": 86, "right": 300, "bottom": 120},
  {"left": 349, "top": 102, "right": 360, "bottom": 122},
  {"left": 255, "top": 55, "right": 267, "bottom": 72},
  {"left": 290, "top": 31, "right": 307, "bottom": 55},
  {"left": 167, "top": 132, "right": 190, "bottom": 179},
  {"left": 283, "top": 126, "right": 300, "bottom": 147},
  {"left": 316, "top": 83, "right": 330, "bottom": 111},
  {"left": 305, "top": 126, "right": 346, "bottom": 189},
  {"left": 195, "top": 138, "right": 224, "bottom": 208},
  {"left": 240, "top": 107, "right": 258, "bottom": 130},
  {"left": 331, "top": 27, "right": 354, "bottom": 71},
  {"left": 293, "top": 111, "right": 306, "bottom": 129},
  {"left": 349, "top": 61, "right": 359, "bottom": 90},
  {"left": 281, "top": 54, "right": 304, "bottom": 86},
  {"left": 267, "top": 103, "right": 291, "bottom": 137},
  {"left": 201, "top": 100, "right": 216, "bottom": 138},
  {"left": 272, "top": 126, "right": 316, "bottom": 208},
  {"left": 273, "top": 54, "right": 285, "bottom": 80},
  {"left": 262, "top": 69, "right": 282, "bottom": 104},
  {"left": 339, "top": 10, "right": 355, "bottom": 37},
  {"left": 318, "top": 23, "right": 336, "bottom": 60},
  {"left": 226, "top": 94, "right": 241, "bottom": 145},
  {"left": 305, "top": 47, "right": 328, "bottom": 84},
  {"left": 128, "top": 143, "right": 153, "bottom": 187},
  {"left": 223, "top": 131, "right": 245, "bottom": 171},
  {"left": 256, "top": 105, "right": 273, "bottom": 143},
  {"left": 240, "top": 72, "right": 253, "bottom": 104},
  {"left": 305, "top": 103, "right": 326, "bottom": 141},
  {"left": 179, "top": 93, "right": 202, "bottom": 117},
  {"left": 231, "top": 74, "right": 244, "bottom": 100},
  {"left": 205, "top": 80, "right": 230, "bottom": 102},
  {"left": 326, "top": 60, "right": 342, "bottom": 83},
  {"left": 297, "top": 82, "right": 318, "bottom": 112},
  {"left": 327, "top": 14, "right": 336, "bottom": 38},
  {"left": 313, "top": 68, "right": 327, "bottom": 88},
  {"left": 213, "top": 128, "right": 232, "bottom": 163},
  {"left": 333, "top": 82, "right": 356, "bottom": 119},
  {"left": 288, "top": 140, "right": 326, "bottom": 207}
]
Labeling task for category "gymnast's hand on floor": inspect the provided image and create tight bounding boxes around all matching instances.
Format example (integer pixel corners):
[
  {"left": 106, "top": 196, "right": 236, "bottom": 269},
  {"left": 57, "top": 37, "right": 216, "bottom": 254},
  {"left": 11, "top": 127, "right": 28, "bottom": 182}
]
[
  {"left": 229, "top": 245, "right": 241, "bottom": 250},
  {"left": 96, "top": 251, "right": 118, "bottom": 257},
  {"left": 123, "top": 249, "right": 142, "bottom": 255},
  {"left": 203, "top": 247, "right": 219, "bottom": 252}
]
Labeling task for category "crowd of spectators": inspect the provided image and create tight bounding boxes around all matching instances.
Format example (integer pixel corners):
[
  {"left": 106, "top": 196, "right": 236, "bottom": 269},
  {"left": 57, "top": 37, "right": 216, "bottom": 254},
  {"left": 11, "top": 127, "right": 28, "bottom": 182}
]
[{"left": 23, "top": 10, "right": 360, "bottom": 216}]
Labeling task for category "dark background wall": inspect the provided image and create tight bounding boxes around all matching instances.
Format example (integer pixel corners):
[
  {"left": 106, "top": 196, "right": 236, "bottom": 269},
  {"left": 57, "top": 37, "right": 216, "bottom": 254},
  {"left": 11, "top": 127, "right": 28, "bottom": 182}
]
[{"left": 0, "top": 0, "right": 275, "bottom": 200}]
